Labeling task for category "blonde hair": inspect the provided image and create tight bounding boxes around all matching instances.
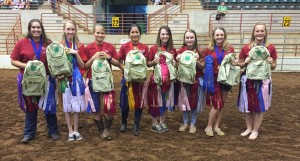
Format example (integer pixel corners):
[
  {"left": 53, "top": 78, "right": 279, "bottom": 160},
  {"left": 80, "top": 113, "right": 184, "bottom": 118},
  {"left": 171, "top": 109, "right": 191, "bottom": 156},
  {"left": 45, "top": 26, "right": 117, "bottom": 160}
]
[
  {"left": 93, "top": 23, "right": 106, "bottom": 33},
  {"left": 61, "top": 20, "right": 81, "bottom": 48},
  {"left": 249, "top": 22, "right": 269, "bottom": 48},
  {"left": 207, "top": 26, "right": 230, "bottom": 51}
]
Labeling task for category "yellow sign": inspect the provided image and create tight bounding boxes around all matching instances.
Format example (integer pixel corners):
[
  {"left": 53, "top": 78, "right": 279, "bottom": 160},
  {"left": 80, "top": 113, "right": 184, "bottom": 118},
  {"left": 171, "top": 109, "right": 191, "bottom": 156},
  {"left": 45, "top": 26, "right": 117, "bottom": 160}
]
[
  {"left": 283, "top": 16, "right": 291, "bottom": 27},
  {"left": 112, "top": 17, "right": 119, "bottom": 27}
]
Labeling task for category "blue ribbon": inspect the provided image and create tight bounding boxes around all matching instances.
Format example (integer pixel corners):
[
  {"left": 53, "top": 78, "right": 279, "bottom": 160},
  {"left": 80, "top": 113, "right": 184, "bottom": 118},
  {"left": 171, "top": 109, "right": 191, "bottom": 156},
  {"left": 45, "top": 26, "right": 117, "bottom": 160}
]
[
  {"left": 203, "top": 55, "right": 215, "bottom": 94},
  {"left": 30, "top": 37, "right": 43, "bottom": 60},
  {"left": 214, "top": 45, "right": 225, "bottom": 65},
  {"left": 66, "top": 39, "right": 85, "bottom": 96},
  {"left": 44, "top": 76, "right": 57, "bottom": 114},
  {"left": 120, "top": 78, "right": 128, "bottom": 110},
  {"left": 256, "top": 80, "right": 266, "bottom": 112}
]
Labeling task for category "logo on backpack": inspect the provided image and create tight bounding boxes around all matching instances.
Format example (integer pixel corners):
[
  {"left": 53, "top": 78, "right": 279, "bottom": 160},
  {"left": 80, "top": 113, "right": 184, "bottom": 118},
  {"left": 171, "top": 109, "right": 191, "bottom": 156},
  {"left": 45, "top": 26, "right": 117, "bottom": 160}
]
[
  {"left": 124, "top": 50, "right": 147, "bottom": 82},
  {"left": 22, "top": 60, "right": 46, "bottom": 96},
  {"left": 246, "top": 46, "right": 271, "bottom": 80},
  {"left": 92, "top": 58, "right": 114, "bottom": 92},
  {"left": 46, "top": 42, "right": 72, "bottom": 78},
  {"left": 177, "top": 50, "right": 198, "bottom": 84}
]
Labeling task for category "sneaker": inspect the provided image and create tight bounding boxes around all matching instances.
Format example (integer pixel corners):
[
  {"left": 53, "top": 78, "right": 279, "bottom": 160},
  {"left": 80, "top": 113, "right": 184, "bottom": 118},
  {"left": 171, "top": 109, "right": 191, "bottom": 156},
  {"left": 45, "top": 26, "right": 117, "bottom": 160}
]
[
  {"left": 179, "top": 125, "right": 188, "bottom": 132},
  {"left": 248, "top": 131, "right": 258, "bottom": 140},
  {"left": 151, "top": 124, "right": 163, "bottom": 133},
  {"left": 160, "top": 123, "right": 169, "bottom": 132},
  {"left": 189, "top": 126, "right": 196, "bottom": 134},
  {"left": 240, "top": 129, "right": 252, "bottom": 137},
  {"left": 74, "top": 132, "right": 83, "bottom": 141},
  {"left": 50, "top": 134, "right": 59, "bottom": 141},
  {"left": 21, "top": 136, "right": 33, "bottom": 144},
  {"left": 205, "top": 128, "right": 214, "bottom": 137},
  {"left": 68, "top": 133, "right": 75, "bottom": 141},
  {"left": 120, "top": 123, "right": 127, "bottom": 132},
  {"left": 214, "top": 128, "right": 225, "bottom": 136}
]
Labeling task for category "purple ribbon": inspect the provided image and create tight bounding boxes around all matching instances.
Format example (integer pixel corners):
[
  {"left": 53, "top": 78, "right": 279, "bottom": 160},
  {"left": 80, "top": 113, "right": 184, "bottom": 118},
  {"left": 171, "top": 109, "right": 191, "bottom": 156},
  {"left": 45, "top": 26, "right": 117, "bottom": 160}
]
[{"left": 17, "top": 73, "right": 25, "bottom": 112}]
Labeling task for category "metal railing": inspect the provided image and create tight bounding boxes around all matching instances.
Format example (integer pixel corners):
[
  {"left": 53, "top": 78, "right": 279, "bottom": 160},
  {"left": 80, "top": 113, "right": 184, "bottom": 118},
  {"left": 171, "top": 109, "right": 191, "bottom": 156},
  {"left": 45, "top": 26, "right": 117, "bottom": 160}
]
[
  {"left": 209, "top": 13, "right": 300, "bottom": 33},
  {"left": 0, "top": 13, "right": 22, "bottom": 55},
  {"left": 51, "top": 0, "right": 93, "bottom": 32}
]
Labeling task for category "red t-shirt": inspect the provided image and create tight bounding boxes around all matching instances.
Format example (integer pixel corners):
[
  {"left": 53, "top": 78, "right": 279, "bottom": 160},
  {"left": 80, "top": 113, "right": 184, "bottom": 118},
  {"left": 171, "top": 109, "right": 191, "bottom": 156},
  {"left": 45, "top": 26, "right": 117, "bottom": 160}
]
[
  {"left": 203, "top": 45, "right": 235, "bottom": 75},
  {"left": 85, "top": 41, "right": 119, "bottom": 79},
  {"left": 239, "top": 44, "right": 277, "bottom": 60},
  {"left": 145, "top": 45, "right": 177, "bottom": 62},
  {"left": 119, "top": 41, "right": 149, "bottom": 61},
  {"left": 177, "top": 46, "right": 204, "bottom": 78},
  {"left": 10, "top": 38, "right": 51, "bottom": 74}
]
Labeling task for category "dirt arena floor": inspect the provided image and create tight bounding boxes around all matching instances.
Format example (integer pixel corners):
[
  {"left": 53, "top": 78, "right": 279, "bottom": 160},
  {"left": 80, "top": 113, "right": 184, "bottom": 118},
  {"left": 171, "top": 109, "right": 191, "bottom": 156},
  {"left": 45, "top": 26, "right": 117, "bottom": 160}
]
[{"left": 0, "top": 69, "right": 299, "bottom": 161}]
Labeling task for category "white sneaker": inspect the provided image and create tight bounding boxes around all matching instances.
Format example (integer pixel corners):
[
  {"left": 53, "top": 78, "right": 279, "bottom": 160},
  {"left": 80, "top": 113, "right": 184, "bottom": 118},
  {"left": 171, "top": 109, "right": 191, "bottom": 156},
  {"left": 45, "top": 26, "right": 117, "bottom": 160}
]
[
  {"left": 68, "top": 133, "right": 75, "bottom": 141},
  {"left": 240, "top": 129, "right": 252, "bottom": 137},
  {"left": 74, "top": 132, "right": 83, "bottom": 141},
  {"left": 248, "top": 131, "right": 258, "bottom": 140}
]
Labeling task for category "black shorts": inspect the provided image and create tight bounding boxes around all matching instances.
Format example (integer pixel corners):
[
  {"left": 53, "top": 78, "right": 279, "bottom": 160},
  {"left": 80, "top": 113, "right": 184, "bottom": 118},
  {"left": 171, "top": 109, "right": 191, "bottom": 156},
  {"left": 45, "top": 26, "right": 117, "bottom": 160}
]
[{"left": 221, "top": 83, "right": 232, "bottom": 92}]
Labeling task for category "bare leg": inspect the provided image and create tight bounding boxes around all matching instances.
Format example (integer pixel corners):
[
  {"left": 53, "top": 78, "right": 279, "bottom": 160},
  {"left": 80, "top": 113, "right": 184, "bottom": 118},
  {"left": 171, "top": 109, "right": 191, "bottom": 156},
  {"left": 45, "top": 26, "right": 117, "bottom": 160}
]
[
  {"left": 207, "top": 108, "right": 218, "bottom": 129},
  {"left": 245, "top": 113, "right": 254, "bottom": 131},
  {"left": 73, "top": 113, "right": 79, "bottom": 132},
  {"left": 159, "top": 114, "right": 165, "bottom": 124},
  {"left": 214, "top": 108, "right": 224, "bottom": 129},
  {"left": 152, "top": 116, "right": 159, "bottom": 126},
  {"left": 65, "top": 112, "right": 74, "bottom": 134},
  {"left": 252, "top": 112, "right": 263, "bottom": 133}
]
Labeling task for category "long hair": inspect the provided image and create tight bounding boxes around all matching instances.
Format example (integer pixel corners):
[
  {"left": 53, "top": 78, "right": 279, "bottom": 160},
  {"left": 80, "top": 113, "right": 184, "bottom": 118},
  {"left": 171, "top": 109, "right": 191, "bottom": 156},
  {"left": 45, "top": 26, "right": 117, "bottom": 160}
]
[
  {"left": 25, "top": 19, "right": 49, "bottom": 43},
  {"left": 155, "top": 25, "right": 174, "bottom": 51},
  {"left": 61, "top": 20, "right": 81, "bottom": 48},
  {"left": 249, "top": 22, "right": 269, "bottom": 48},
  {"left": 207, "top": 26, "right": 230, "bottom": 51}
]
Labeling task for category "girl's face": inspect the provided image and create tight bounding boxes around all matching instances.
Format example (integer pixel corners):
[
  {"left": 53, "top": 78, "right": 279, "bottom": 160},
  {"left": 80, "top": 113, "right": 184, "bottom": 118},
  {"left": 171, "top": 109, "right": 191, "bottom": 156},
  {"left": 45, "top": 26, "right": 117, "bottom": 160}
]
[
  {"left": 253, "top": 25, "right": 266, "bottom": 43},
  {"left": 30, "top": 22, "right": 42, "bottom": 39},
  {"left": 160, "top": 29, "right": 169, "bottom": 45},
  {"left": 214, "top": 29, "right": 225, "bottom": 46},
  {"left": 94, "top": 26, "right": 105, "bottom": 43},
  {"left": 185, "top": 32, "right": 195, "bottom": 49},
  {"left": 129, "top": 26, "right": 140, "bottom": 43},
  {"left": 64, "top": 22, "right": 76, "bottom": 41}
]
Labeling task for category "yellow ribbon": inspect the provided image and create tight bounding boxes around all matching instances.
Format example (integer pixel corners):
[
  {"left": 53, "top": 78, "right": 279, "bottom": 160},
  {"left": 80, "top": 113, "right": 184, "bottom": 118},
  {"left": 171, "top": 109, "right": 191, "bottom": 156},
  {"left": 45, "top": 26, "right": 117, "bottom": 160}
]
[{"left": 127, "top": 82, "right": 135, "bottom": 110}]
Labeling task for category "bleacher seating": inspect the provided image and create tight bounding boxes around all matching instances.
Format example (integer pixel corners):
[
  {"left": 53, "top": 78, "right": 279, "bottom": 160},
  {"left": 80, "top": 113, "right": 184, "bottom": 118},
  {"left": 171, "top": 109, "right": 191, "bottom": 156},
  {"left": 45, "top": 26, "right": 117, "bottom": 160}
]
[{"left": 201, "top": 0, "right": 300, "bottom": 10}]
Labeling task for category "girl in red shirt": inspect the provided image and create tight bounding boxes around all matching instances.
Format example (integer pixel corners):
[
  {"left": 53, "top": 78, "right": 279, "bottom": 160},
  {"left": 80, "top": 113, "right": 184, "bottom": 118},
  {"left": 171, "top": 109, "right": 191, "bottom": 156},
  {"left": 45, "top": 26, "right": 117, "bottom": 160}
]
[
  {"left": 238, "top": 23, "right": 277, "bottom": 140},
  {"left": 59, "top": 20, "right": 86, "bottom": 141},
  {"left": 177, "top": 29, "right": 205, "bottom": 134},
  {"left": 85, "top": 24, "right": 122, "bottom": 140},
  {"left": 119, "top": 24, "right": 149, "bottom": 136},
  {"left": 202, "top": 27, "right": 235, "bottom": 137},
  {"left": 10, "top": 19, "right": 59, "bottom": 143},
  {"left": 145, "top": 26, "right": 177, "bottom": 133}
]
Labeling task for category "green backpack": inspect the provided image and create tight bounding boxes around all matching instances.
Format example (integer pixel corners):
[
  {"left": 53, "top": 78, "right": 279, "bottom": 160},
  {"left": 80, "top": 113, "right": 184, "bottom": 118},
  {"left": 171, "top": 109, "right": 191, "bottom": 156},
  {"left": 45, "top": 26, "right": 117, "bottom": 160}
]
[
  {"left": 153, "top": 51, "right": 177, "bottom": 85},
  {"left": 217, "top": 53, "right": 241, "bottom": 86},
  {"left": 177, "top": 50, "right": 197, "bottom": 84},
  {"left": 92, "top": 58, "right": 114, "bottom": 92},
  {"left": 124, "top": 50, "right": 147, "bottom": 82},
  {"left": 46, "top": 42, "right": 72, "bottom": 78},
  {"left": 246, "top": 46, "right": 271, "bottom": 80},
  {"left": 22, "top": 60, "right": 46, "bottom": 96}
]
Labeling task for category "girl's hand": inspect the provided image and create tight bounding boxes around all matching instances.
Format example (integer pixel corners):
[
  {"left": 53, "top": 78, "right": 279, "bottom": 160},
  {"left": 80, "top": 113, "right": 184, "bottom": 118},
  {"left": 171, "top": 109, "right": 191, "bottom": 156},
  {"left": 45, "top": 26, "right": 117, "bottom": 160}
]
[
  {"left": 267, "top": 57, "right": 273, "bottom": 64},
  {"left": 68, "top": 49, "right": 78, "bottom": 55},
  {"left": 152, "top": 55, "right": 160, "bottom": 65},
  {"left": 245, "top": 57, "right": 251, "bottom": 64}
]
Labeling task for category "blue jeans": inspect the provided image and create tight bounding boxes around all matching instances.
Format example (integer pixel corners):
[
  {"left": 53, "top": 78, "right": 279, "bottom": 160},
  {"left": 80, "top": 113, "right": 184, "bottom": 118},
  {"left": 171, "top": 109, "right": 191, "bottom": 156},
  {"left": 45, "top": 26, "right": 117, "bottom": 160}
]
[
  {"left": 24, "top": 109, "right": 58, "bottom": 138},
  {"left": 183, "top": 110, "right": 197, "bottom": 126},
  {"left": 121, "top": 107, "right": 143, "bottom": 123}
]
